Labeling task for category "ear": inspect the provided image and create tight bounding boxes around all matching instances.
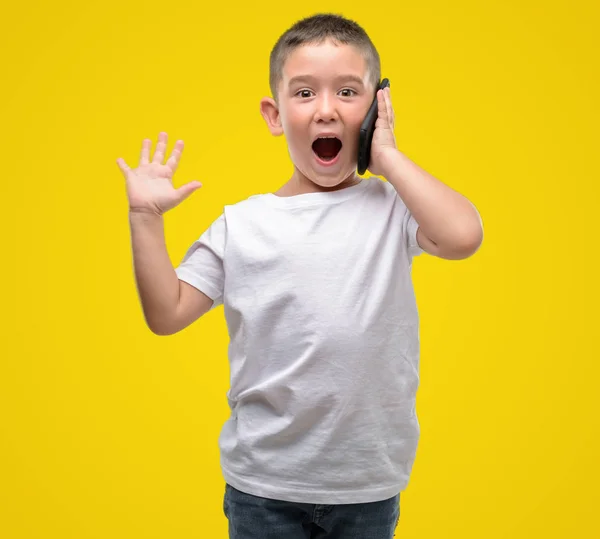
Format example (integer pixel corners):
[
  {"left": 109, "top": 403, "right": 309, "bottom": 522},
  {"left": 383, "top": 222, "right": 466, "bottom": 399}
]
[{"left": 260, "top": 97, "right": 284, "bottom": 136}]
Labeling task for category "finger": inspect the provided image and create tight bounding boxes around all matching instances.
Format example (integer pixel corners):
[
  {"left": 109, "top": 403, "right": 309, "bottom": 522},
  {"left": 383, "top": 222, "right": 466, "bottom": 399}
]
[
  {"left": 116, "top": 157, "right": 131, "bottom": 178},
  {"left": 175, "top": 180, "right": 203, "bottom": 204},
  {"left": 385, "top": 87, "right": 394, "bottom": 129},
  {"left": 152, "top": 131, "right": 168, "bottom": 164},
  {"left": 140, "top": 138, "right": 152, "bottom": 166},
  {"left": 387, "top": 87, "right": 395, "bottom": 129},
  {"left": 377, "top": 89, "right": 389, "bottom": 124},
  {"left": 166, "top": 140, "right": 185, "bottom": 174}
]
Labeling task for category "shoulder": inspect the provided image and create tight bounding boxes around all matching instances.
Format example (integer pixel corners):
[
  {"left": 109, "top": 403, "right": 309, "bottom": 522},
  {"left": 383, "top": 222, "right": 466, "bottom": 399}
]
[
  {"left": 224, "top": 191, "right": 271, "bottom": 214},
  {"left": 364, "top": 177, "right": 406, "bottom": 211},
  {"left": 365, "top": 176, "right": 396, "bottom": 198}
]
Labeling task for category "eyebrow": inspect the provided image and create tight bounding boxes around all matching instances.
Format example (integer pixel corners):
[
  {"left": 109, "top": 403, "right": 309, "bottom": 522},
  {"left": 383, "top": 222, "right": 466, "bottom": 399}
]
[{"left": 287, "top": 74, "right": 365, "bottom": 87}]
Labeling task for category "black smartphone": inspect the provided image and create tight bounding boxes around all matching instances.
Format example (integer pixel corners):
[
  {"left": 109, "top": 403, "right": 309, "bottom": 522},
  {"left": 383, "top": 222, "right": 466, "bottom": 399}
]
[{"left": 357, "top": 78, "right": 390, "bottom": 175}]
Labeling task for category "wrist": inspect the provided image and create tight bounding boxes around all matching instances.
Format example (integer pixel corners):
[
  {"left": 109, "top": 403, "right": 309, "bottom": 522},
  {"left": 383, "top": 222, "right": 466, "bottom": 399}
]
[
  {"left": 379, "top": 148, "right": 402, "bottom": 177},
  {"left": 129, "top": 208, "right": 164, "bottom": 226},
  {"left": 129, "top": 207, "right": 163, "bottom": 217}
]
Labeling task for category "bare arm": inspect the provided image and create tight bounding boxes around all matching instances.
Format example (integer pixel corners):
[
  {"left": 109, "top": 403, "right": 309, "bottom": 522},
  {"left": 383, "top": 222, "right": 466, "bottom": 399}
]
[
  {"left": 129, "top": 210, "right": 213, "bottom": 335},
  {"left": 382, "top": 149, "right": 483, "bottom": 260},
  {"left": 368, "top": 87, "right": 483, "bottom": 260},
  {"left": 118, "top": 132, "right": 210, "bottom": 335}
]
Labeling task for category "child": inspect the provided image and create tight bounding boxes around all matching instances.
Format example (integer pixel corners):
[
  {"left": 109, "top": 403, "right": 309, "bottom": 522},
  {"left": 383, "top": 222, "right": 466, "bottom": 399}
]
[{"left": 117, "top": 12, "right": 483, "bottom": 539}]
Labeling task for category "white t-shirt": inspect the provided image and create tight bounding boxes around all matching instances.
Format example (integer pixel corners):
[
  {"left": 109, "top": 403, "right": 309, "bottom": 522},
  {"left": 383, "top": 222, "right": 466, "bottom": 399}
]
[{"left": 175, "top": 177, "right": 424, "bottom": 504}]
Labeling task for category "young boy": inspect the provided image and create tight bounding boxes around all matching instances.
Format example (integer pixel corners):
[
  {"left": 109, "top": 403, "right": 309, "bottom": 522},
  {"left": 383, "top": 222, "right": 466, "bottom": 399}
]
[{"left": 117, "top": 12, "right": 483, "bottom": 539}]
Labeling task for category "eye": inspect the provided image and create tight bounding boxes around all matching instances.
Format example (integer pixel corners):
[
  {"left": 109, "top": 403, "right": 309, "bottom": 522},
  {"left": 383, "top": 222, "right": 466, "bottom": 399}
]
[
  {"left": 294, "top": 88, "right": 357, "bottom": 98},
  {"left": 296, "top": 89, "right": 313, "bottom": 98}
]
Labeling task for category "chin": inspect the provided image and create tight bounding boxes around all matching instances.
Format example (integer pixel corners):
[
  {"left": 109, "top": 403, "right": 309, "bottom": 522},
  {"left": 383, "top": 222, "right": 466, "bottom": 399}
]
[{"left": 291, "top": 155, "right": 359, "bottom": 191}]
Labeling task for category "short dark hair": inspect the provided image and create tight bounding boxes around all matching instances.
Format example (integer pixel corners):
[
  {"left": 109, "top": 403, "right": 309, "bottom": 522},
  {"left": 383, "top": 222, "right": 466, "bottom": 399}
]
[{"left": 269, "top": 13, "right": 381, "bottom": 102}]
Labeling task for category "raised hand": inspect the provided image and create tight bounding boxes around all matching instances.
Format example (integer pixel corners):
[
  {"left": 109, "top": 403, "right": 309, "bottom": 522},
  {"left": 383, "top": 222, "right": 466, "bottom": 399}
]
[{"left": 116, "top": 132, "right": 202, "bottom": 215}]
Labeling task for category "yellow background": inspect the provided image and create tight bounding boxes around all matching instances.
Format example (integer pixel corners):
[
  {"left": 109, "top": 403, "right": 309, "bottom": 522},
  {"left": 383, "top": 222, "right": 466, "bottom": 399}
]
[{"left": 1, "top": 0, "right": 598, "bottom": 537}]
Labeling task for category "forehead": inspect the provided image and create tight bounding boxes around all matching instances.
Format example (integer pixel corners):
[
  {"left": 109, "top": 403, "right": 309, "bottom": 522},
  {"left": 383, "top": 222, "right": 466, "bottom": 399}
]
[{"left": 281, "top": 40, "right": 368, "bottom": 85}]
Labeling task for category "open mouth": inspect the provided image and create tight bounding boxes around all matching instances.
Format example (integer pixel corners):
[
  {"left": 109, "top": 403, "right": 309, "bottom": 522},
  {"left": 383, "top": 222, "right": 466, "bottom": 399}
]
[{"left": 312, "top": 137, "right": 343, "bottom": 162}]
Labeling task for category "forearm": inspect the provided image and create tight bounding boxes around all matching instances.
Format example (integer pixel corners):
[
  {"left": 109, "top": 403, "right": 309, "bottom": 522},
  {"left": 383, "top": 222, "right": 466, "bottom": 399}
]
[
  {"left": 129, "top": 211, "right": 180, "bottom": 333},
  {"left": 382, "top": 149, "right": 483, "bottom": 252}
]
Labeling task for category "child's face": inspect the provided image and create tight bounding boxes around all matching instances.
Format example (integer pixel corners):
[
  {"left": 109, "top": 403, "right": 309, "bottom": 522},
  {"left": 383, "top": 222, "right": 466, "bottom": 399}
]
[{"left": 261, "top": 39, "right": 376, "bottom": 189}]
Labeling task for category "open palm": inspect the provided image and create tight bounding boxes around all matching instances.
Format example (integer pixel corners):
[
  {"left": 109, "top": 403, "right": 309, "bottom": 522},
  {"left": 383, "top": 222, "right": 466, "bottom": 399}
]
[{"left": 117, "top": 132, "right": 201, "bottom": 215}]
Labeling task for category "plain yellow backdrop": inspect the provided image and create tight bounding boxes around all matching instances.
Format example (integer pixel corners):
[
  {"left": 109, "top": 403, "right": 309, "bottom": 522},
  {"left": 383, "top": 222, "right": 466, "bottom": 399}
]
[{"left": 1, "top": 0, "right": 598, "bottom": 537}]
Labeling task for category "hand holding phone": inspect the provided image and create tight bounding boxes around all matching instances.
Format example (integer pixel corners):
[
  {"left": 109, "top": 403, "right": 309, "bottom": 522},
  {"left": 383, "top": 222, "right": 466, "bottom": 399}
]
[{"left": 357, "top": 78, "right": 390, "bottom": 176}]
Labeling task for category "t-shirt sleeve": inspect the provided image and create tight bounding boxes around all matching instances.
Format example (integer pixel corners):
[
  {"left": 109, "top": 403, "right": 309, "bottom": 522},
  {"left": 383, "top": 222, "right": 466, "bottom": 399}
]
[
  {"left": 174, "top": 212, "right": 226, "bottom": 310},
  {"left": 383, "top": 178, "right": 423, "bottom": 258},
  {"left": 404, "top": 210, "right": 424, "bottom": 258}
]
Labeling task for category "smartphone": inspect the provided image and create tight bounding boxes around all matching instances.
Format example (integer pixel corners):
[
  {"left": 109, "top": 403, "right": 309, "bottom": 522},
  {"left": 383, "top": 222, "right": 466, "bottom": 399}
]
[{"left": 357, "top": 78, "right": 390, "bottom": 175}]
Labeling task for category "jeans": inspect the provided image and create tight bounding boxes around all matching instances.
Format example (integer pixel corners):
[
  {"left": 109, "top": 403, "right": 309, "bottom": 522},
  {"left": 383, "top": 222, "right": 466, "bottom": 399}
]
[{"left": 223, "top": 483, "right": 401, "bottom": 539}]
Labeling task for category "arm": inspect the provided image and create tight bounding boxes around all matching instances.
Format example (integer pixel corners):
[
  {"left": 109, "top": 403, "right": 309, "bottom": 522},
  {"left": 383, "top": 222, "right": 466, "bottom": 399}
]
[
  {"left": 129, "top": 210, "right": 212, "bottom": 335},
  {"left": 381, "top": 149, "right": 484, "bottom": 260},
  {"left": 369, "top": 87, "right": 483, "bottom": 260}
]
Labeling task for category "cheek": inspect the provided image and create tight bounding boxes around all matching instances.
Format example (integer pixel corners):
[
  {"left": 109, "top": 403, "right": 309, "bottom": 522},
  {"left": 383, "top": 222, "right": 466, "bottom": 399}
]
[
  {"left": 281, "top": 112, "right": 310, "bottom": 148},
  {"left": 353, "top": 103, "right": 370, "bottom": 125},
  {"left": 346, "top": 111, "right": 368, "bottom": 143},
  {"left": 282, "top": 108, "right": 305, "bottom": 131}
]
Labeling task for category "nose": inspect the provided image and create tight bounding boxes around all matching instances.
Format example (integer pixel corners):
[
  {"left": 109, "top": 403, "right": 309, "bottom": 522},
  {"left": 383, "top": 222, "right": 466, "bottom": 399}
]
[{"left": 314, "top": 93, "right": 339, "bottom": 122}]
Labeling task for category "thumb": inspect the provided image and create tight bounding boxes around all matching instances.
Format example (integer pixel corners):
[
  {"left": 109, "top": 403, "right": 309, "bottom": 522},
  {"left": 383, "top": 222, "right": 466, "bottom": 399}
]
[{"left": 175, "top": 181, "right": 203, "bottom": 202}]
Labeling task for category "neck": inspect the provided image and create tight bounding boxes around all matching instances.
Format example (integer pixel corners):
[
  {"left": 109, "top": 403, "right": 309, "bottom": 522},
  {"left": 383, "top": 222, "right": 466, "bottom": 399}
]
[{"left": 275, "top": 169, "right": 362, "bottom": 197}]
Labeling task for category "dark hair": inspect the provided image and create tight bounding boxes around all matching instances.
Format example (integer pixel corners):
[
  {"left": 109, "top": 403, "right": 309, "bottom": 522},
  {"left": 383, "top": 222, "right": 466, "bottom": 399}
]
[{"left": 269, "top": 13, "right": 381, "bottom": 102}]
